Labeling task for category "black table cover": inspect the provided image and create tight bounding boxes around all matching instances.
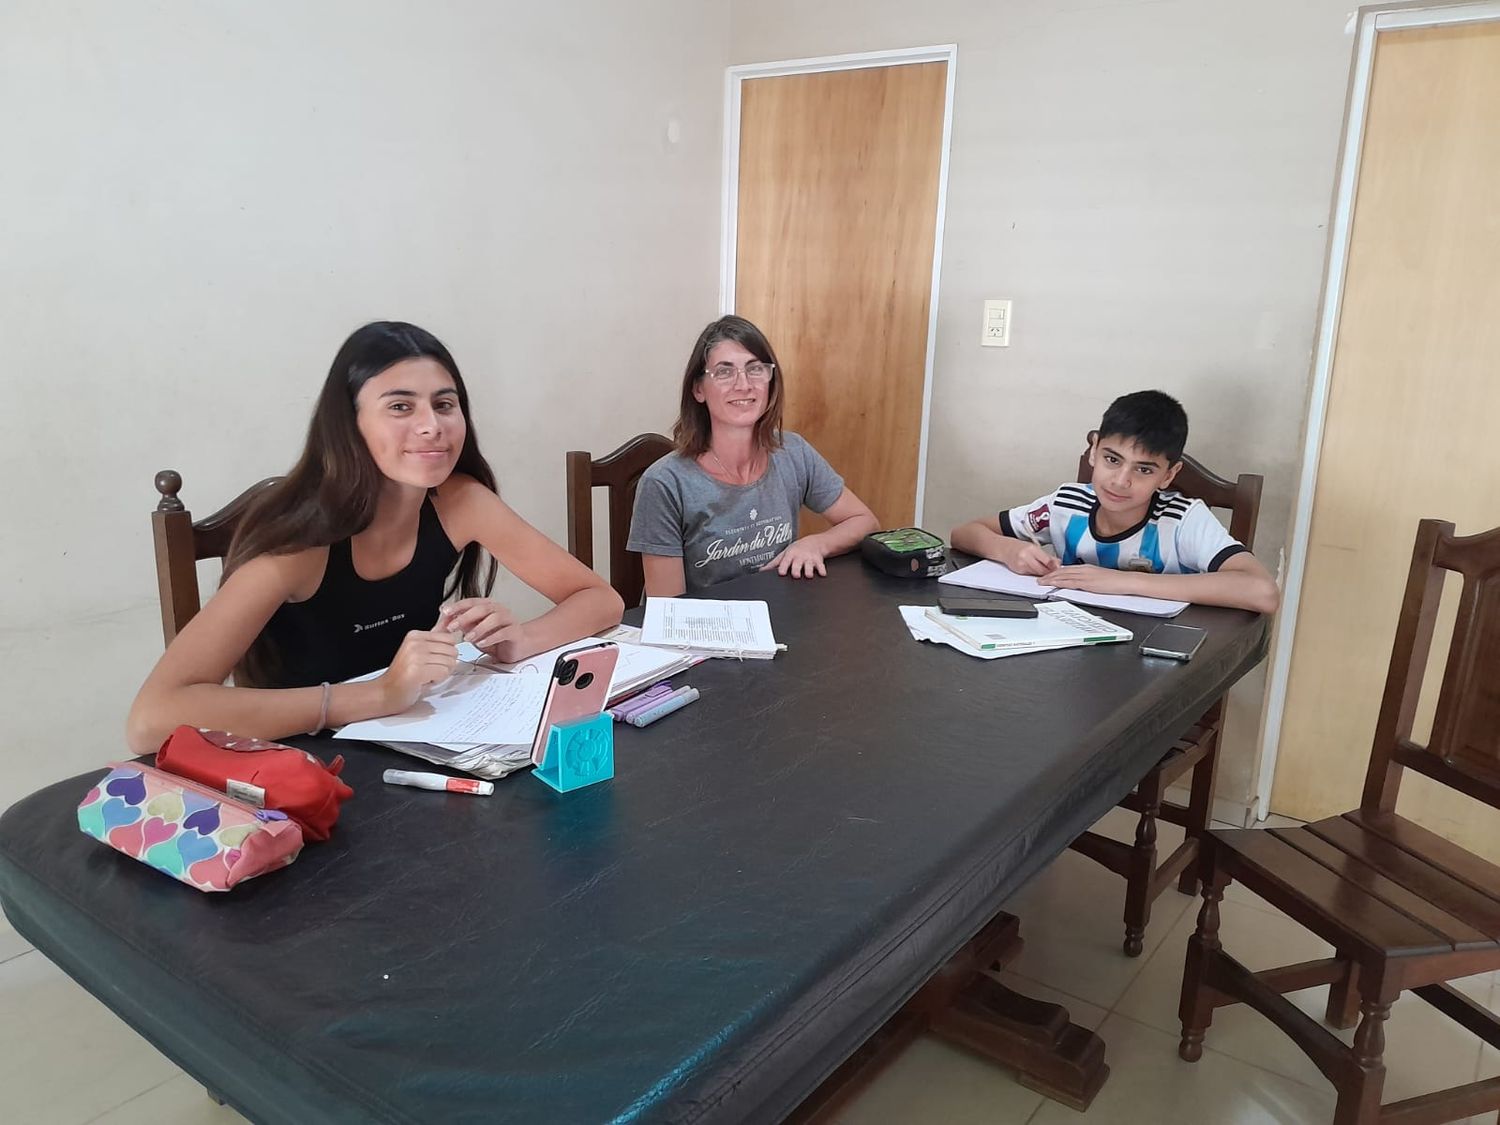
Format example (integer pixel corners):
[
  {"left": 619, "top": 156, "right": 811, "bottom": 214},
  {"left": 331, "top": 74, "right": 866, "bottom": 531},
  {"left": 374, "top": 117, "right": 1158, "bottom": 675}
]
[{"left": 0, "top": 557, "right": 1267, "bottom": 1124}]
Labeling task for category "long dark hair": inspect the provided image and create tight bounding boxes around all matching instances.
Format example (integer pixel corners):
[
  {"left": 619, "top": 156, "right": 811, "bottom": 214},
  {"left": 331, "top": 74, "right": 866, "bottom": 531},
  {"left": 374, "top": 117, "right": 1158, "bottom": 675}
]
[
  {"left": 672, "top": 315, "right": 785, "bottom": 457},
  {"left": 226, "top": 321, "right": 498, "bottom": 685}
]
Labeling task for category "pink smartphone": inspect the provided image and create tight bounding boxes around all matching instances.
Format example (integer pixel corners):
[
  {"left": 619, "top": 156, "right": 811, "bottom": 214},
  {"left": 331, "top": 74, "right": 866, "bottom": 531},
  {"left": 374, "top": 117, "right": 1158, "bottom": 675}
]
[{"left": 529, "top": 642, "right": 620, "bottom": 765}]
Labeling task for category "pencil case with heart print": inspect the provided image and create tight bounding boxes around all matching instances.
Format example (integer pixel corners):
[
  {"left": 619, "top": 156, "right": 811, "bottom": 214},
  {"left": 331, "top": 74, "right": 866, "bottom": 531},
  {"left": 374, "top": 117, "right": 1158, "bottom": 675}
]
[{"left": 77, "top": 763, "right": 304, "bottom": 892}]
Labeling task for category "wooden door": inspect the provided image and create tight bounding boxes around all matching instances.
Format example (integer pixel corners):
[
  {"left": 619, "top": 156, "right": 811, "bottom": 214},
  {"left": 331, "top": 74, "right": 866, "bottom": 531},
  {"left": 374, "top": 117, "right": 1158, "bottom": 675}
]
[
  {"left": 734, "top": 62, "right": 947, "bottom": 528},
  {"left": 1270, "top": 22, "right": 1500, "bottom": 859}
]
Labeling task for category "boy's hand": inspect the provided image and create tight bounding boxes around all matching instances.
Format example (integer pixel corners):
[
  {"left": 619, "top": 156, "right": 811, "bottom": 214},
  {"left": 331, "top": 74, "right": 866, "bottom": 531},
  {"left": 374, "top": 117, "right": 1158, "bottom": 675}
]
[
  {"left": 1038, "top": 564, "right": 1130, "bottom": 594},
  {"left": 1010, "top": 544, "right": 1060, "bottom": 576}
]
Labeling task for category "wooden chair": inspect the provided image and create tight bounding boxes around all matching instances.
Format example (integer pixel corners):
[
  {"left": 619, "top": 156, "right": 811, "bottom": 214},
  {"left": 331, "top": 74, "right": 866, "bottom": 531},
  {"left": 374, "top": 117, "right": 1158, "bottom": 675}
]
[
  {"left": 152, "top": 469, "right": 279, "bottom": 646},
  {"left": 1179, "top": 518, "right": 1500, "bottom": 1125},
  {"left": 1068, "top": 432, "right": 1265, "bottom": 955},
  {"left": 565, "top": 434, "right": 673, "bottom": 608}
]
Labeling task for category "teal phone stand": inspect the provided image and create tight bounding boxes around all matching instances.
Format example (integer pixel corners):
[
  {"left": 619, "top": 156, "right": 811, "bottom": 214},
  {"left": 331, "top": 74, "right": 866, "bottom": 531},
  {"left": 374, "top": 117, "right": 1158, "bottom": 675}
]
[{"left": 533, "top": 713, "right": 614, "bottom": 793}]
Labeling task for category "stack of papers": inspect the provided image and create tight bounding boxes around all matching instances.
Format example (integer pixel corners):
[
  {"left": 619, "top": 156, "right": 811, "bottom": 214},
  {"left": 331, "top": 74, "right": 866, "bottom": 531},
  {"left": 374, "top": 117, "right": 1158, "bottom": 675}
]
[
  {"left": 376, "top": 738, "right": 535, "bottom": 779},
  {"left": 335, "top": 666, "right": 551, "bottom": 779},
  {"left": 939, "top": 560, "right": 1188, "bottom": 618},
  {"left": 899, "top": 601, "right": 1133, "bottom": 660},
  {"left": 332, "top": 626, "right": 701, "bottom": 780},
  {"left": 640, "top": 597, "right": 782, "bottom": 660}
]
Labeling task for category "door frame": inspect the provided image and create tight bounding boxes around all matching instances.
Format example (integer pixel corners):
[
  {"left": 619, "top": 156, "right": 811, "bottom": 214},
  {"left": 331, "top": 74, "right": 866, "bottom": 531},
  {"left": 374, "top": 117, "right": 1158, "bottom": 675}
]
[
  {"left": 719, "top": 45, "right": 958, "bottom": 526},
  {"left": 1251, "top": 0, "right": 1500, "bottom": 820}
]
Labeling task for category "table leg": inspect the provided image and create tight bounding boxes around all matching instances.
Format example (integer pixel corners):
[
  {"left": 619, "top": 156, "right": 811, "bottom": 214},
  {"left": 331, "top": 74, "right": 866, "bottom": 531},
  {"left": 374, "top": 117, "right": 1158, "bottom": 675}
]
[{"left": 790, "top": 913, "right": 1109, "bottom": 1120}]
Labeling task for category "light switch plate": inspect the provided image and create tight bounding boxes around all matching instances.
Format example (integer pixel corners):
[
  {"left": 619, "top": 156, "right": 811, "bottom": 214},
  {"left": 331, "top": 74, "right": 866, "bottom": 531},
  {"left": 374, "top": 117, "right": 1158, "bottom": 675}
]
[{"left": 982, "top": 299, "right": 1012, "bottom": 347}]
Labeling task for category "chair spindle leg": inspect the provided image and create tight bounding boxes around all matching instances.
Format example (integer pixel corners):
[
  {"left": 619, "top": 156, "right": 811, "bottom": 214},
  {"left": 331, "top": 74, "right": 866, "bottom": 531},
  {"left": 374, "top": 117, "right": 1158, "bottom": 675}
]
[{"left": 1177, "top": 879, "right": 1224, "bottom": 1063}]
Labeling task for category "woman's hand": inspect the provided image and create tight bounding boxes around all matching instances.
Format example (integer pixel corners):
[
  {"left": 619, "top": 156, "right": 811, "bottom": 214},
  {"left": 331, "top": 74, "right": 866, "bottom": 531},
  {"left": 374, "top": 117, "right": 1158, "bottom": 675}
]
[
  {"left": 440, "top": 598, "right": 530, "bottom": 663},
  {"left": 376, "top": 628, "right": 460, "bottom": 713},
  {"left": 763, "top": 535, "right": 830, "bottom": 579}
]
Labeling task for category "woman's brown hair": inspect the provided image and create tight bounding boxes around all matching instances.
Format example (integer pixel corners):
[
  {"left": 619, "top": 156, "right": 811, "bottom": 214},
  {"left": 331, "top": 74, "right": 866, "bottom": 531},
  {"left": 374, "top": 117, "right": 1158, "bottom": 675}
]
[
  {"left": 225, "top": 321, "right": 497, "bottom": 685},
  {"left": 672, "top": 315, "right": 785, "bottom": 457}
]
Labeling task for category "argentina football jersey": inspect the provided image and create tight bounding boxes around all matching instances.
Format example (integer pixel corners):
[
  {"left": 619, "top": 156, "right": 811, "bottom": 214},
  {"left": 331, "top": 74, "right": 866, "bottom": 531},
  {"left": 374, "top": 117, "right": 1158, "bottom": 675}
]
[{"left": 1000, "top": 484, "right": 1248, "bottom": 575}]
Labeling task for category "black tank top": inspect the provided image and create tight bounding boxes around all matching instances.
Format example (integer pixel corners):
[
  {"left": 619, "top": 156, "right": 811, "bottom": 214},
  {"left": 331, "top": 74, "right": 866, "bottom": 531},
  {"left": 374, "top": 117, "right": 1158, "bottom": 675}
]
[{"left": 259, "top": 497, "right": 461, "bottom": 688}]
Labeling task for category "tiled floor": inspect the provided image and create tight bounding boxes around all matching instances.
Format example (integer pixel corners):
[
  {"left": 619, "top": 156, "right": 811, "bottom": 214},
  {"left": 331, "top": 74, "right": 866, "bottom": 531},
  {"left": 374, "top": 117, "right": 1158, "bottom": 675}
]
[
  {"left": 3, "top": 810, "right": 1496, "bottom": 1124},
  {"left": 840, "top": 809, "right": 1500, "bottom": 1125}
]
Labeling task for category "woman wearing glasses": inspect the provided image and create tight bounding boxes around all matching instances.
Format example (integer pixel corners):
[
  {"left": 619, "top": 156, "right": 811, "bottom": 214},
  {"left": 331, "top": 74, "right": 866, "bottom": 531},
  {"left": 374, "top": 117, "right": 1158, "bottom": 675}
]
[{"left": 629, "top": 315, "right": 878, "bottom": 597}]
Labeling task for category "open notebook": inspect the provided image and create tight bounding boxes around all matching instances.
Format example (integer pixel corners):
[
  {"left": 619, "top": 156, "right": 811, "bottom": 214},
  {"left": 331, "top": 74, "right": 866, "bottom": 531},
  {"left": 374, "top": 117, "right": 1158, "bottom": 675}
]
[{"left": 939, "top": 560, "right": 1187, "bottom": 618}]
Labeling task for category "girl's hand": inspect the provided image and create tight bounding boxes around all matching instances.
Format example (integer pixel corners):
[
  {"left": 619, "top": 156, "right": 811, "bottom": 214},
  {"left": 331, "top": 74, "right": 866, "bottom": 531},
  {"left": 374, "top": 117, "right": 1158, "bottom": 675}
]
[
  {"left": 377, "top": 628, "right": 460, "bottom": 713},
  {"left": 440, "top": 599, "right": 529, "bottom": 663},
  {"left": 439, "top": 598, "right": 517, "bottom": 649}
]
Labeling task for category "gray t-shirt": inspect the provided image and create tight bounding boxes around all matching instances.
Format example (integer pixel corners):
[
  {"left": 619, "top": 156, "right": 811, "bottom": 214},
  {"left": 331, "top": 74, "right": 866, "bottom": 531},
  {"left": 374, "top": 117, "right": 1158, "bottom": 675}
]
[{"left": 627, "top": 432, "right": 846, "bottom": 594}]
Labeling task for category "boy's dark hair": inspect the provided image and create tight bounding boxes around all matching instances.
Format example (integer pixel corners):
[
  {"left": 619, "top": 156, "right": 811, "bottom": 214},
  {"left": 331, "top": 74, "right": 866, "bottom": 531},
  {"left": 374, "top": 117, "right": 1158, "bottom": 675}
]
[{"left": 1098, "top": 390, "right": 1188, "bottom": 464}]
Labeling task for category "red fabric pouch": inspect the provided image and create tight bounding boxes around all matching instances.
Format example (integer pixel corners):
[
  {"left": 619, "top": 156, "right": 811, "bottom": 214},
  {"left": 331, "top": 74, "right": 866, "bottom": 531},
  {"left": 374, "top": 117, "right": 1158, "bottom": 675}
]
[{"left": 155, "top": 727, "right": 354, "bottom": 842}]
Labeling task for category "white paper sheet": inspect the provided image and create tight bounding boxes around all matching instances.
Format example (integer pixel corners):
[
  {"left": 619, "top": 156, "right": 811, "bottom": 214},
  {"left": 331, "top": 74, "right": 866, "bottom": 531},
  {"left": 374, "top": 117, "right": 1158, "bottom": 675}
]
[
  {"left": 334, "top": 671, "right": 550, "bottom": 745},
  {"left": 923, "top": 602, "right": 1131, "bottom": 650},
  {"left": 898, "top": 606, "right": 1078, "bottom": 660}
]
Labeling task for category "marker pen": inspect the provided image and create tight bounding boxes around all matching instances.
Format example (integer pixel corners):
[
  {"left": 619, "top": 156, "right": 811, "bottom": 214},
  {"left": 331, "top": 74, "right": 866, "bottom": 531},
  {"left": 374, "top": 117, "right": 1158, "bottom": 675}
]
[
  {"left": 608, "top": 682, "right": 675, "bottom": 721},
  {"left": 382, "top": 769, "right": 494, "bottom": 796},
  {"left": 626, "top": 686, "right": 700, "bottom": 728}
]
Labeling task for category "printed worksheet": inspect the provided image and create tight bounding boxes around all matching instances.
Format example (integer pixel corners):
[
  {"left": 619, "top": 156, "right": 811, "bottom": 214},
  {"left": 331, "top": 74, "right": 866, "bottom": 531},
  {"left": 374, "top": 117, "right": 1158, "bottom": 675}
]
[{"left": 640, "top": 598, "right": 779, "bottom": 658}]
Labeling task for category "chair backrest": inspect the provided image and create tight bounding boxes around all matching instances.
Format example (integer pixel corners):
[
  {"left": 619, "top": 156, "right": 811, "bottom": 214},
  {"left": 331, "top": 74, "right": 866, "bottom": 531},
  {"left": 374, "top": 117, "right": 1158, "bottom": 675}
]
[
  {"left": 1362, "top": 518, "right": 1500, "bottom": 814},
  {"left": 565, "top": 434, "right": 674, "bottom": 607},
  {"left": 152, "top": 469, "right": 279, "bottom": 646},
  {"left": 1075, "top": 431, "right": 1264, "bottom": 549}
]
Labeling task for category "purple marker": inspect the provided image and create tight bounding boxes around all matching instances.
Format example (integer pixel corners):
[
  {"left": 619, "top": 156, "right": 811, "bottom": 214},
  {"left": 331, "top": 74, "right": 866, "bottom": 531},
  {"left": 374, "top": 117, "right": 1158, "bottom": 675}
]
[
  {"left": 626, "top": 686, "right": 699, "bottom": 728},
  {"left": 608, "top": 682, "right": 675, "bottom": 722}
]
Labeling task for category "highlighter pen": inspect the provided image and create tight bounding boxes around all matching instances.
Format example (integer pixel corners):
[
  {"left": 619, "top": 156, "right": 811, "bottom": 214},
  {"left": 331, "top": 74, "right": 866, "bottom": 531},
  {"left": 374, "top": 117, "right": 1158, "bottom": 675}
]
[
  {"left": 382, "top": 769, "right": 494, "bottom": 796},
  {"left": 608, "top": 682, "right": 675, "bottom": 721},
  {"left": 626, "top": 686, "right": 700, "bottom": 728},
  {"left": 608, "top": 686, "right": 670, "bottom": 722}
]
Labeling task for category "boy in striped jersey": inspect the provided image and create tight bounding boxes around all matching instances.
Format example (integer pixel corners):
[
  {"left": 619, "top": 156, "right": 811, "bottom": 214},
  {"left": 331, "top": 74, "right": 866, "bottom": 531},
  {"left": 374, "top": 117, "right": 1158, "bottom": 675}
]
[{"left": 950, "top": 391, "right": 1280, "bottom": 613}]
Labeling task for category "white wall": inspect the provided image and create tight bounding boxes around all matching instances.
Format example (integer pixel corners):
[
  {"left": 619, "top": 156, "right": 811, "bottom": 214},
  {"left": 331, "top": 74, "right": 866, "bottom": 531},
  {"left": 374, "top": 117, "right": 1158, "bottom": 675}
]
[
  {"left": 728, "top": 0, "right": 1358, "bottom": 810},
  {"left": 0, "top": 0, "right": 730, "bottom": 810}
]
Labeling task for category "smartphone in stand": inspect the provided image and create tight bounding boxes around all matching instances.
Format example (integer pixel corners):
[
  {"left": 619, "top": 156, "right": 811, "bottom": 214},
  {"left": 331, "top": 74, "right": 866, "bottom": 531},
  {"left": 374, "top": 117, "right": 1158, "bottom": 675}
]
[
  {"left": 530, "top": 642, "right": 620, "bottom": 765},
  {"left": 1139, "top": 624, "right": 1208, "bottom": 661}
]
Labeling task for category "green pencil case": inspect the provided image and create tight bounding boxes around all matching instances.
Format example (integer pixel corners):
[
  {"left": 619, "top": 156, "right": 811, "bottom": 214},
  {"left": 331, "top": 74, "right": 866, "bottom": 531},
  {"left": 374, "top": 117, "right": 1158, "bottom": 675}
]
[{"left": 860, "top": 527, "right": 948, "bottom": 578}]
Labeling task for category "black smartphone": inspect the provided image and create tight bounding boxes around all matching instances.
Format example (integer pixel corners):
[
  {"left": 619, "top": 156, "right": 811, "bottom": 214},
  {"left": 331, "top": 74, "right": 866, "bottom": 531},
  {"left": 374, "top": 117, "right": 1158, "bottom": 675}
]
[
  {"left": 937, "top": 591, "right": 1038, "bottom": 618},
  {"left": 1139, "top": 623, "right": 1208, "bottom": 661}
]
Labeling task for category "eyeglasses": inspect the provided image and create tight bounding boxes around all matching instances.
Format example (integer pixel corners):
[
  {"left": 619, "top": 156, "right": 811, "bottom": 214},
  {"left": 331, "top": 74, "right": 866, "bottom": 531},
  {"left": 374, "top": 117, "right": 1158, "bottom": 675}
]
[{"left": 703, "top": 361, "right": 775, "bottom": 385}]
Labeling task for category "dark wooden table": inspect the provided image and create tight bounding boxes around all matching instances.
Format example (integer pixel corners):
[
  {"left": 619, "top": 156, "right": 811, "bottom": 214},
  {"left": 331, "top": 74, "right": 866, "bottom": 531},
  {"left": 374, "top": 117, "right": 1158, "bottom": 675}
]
[{"left": 0, "top": 557, "right": 1267, "bottom": 1124}]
